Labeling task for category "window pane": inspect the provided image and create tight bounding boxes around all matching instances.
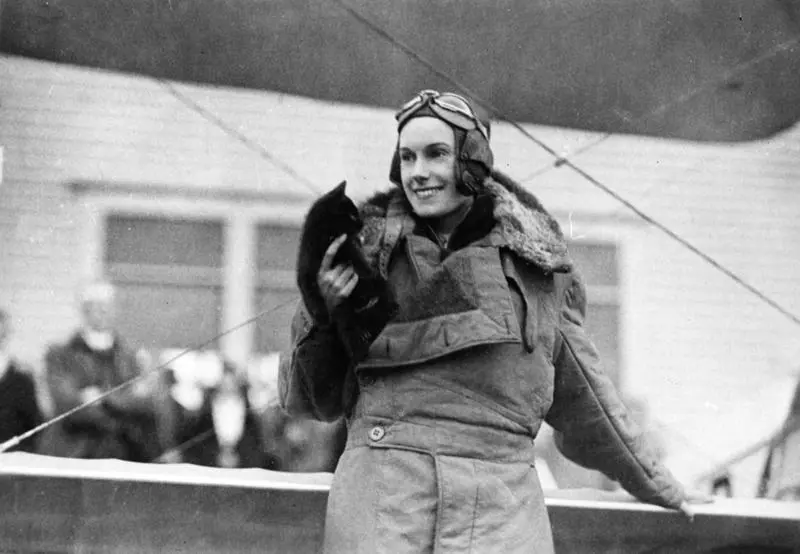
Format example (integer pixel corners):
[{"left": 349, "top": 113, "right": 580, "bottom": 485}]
[
  {"left": 114, "top": 283, "right": 222, "bottom": 350},
  {"left": 106, "top": 216, "right": 223, "bottom": 267},
  {"left": 254, "top": 288, "right": 301, "bottom": 353},
  {"left": 255, "top": 225, "right": 302, "bottom": 354},
  {"left": 105, "top": 215, "right": 224, "bottom": 352},
  {"left": 567, "top": 242, "right": 618, "bottom": 286},
  {"left": 256, "top": 225, "right": 301, "bottom": 271}
]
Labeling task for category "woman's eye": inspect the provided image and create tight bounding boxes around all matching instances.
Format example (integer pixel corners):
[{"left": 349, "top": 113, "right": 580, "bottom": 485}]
[{"left": 400, "top": 153, "right": 414, "bottom": 163}]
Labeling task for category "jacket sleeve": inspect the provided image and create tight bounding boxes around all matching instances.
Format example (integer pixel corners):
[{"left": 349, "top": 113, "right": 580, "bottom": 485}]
[
  {"left": 544, "top": 272, "right": 686, "bottom": 510},
  {"left": 278, "top": 299, "right": 356, "bottom": 422}
]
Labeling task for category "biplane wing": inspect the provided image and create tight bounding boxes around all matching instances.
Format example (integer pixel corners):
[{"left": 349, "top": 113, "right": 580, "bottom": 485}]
[
  {"left": 1, "top": 0, "right": 800, "bottom": 142},
  {"left": 1, "top": 453, "right": 798, "bottom": 553}
]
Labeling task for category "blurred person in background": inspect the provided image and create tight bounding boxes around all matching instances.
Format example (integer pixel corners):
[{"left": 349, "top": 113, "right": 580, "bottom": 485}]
[
  {"left": 43, "top": 281, "right": 159, "bottom": 461},
  {"left": 157, "top": 354, "right": 269, "bottom": 469},
  {"left": 0, "top": 307, "right": 43, "bottom": 452},
  {"left": 281, "top": 90, "right": 707, "bottom": 553}
]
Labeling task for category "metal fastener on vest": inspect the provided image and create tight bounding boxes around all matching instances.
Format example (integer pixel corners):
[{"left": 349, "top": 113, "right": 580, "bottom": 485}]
[{"left": 369, "top": 426, "right": 385, "bottom": 441}]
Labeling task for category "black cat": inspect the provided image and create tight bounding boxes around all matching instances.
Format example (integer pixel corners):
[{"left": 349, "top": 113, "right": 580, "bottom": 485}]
[{"left": 296, "top": 181, "right": 397, "bottom": 362}]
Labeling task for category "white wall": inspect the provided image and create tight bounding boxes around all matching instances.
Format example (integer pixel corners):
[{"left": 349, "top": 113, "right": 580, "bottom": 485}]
[{"left": 2, "top": 54, "right": 800, "bottom": 488}]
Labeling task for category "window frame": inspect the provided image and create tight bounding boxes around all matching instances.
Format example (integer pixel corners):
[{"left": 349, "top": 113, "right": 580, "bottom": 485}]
[
  {"left": 78, "top": 182, "right": 308, "bottom": 367},
  {"left": 78, "top": 185, "right": 637, "bottom": 386},
  {"left": 253, "top": 223, "right": 303, "bottom": 355}
]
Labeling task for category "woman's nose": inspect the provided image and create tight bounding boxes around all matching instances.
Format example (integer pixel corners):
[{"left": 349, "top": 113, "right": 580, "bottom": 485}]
[{"left": 411, "top": 158, "right": 429, "bottom": 179}]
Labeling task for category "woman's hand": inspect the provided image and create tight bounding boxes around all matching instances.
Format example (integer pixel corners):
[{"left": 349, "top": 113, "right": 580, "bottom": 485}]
[
  {"left": 317, "top": 234, "right": 359, "bottom": 317},
  {"left": 678, "top": 489, "right": 715, "bottom": 522}
]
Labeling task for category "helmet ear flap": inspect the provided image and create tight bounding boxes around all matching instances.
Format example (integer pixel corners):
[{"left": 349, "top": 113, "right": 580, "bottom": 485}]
[
  {"left": 462, "top": 128, "right": 493, "bottom": 170},
  {"left": 458, "top": 161, "right": 489, "bottom": 195},
  {"left": 455, "top": 128, "right": 493, "bottom": 195}
]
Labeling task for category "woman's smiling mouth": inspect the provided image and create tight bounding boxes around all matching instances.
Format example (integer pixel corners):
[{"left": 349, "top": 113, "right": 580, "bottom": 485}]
[{"left": 413, "top": 186, "right": 444, "bottom": 199}]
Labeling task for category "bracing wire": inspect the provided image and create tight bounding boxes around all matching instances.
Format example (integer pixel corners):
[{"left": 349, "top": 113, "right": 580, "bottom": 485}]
[
  {"left": 327, "top": 0, "right": 564, "bottom": 160},
  {"left": 153, "top": 429, "right": 216, "bottom": 464},
  {"left": 518, "top": 34, "right": 800, "bottom": 184},
  {"left": 517, "top": 135, "right": 613, "bottom": 184},
  {"left": 551, "top": 153, "right": 800, "bottom": 326},
  {"left": 9, "top": 4, "right": 798, "bottom": 459},
  {"left": 0, "top": 296, "right": 300, "bottom": 454},
  {"left": 328, "top": 0, "right": 800, "bottom": 328},
  {"left": 158, "top": 79, "right": 323, "bottom": 197},
  {"left": 325, "top": 0, "right": 800, "bottom": 478},
  {"left": 2, "top": 80, "right": 323, "bottom": 453}
]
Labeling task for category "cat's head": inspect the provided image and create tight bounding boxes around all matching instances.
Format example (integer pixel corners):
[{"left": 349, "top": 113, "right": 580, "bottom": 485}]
[{"left": 315, "top": 181, "right": 362, "bottom": 236}]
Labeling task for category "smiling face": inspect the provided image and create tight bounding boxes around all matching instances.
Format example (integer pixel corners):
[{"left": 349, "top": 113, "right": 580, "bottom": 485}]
[{"left": 398, "top": 117, "right": 473, "bottom": 227}]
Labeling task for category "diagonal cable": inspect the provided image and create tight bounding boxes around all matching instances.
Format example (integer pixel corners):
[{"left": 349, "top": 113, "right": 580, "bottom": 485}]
[
  {"left": 552, "top": 152, "right": 800, "bottom": 326},
  {"left": 0, "top": 296, "right": 300, "bottom": 453},
  {"left": 3, "top": 81, "right": 321, "bottom": 449},
  {"left": 10, "top": 5, "right": 798, "bottom": 450},
  {"left": 329, "top": 0, "right": 800, "bottom": 328},
  {"left": 158, "top": 79, "right": 322, "bottom": 197},
  {"left": 153, "top": 428, "right": 216, "bottom": 463},
  {"left": 328, "top": 0, "right": 564, "bottom": 160},
  {"left": 518, "top": 134, "right": 613, "bottom": 184},
  {"left": 518, "top": 34, "right": 800, "bottom": 183}
]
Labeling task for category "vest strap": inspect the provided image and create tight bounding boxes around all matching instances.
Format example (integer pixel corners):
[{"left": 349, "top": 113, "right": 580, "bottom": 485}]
[{"left": 378, "top": 194, "right": 410, "bottom": 277}]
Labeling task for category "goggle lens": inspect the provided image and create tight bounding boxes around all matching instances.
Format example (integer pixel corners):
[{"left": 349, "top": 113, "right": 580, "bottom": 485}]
[
  {"left": 395, "top": 90, "right": 488, "bottom": 139},
  {"left": 434, "top": 94, "right": 473, "bottom": 115}
]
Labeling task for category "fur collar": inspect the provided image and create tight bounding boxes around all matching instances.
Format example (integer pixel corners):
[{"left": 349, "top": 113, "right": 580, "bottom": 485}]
[{"left": 359, "top": 170, "right": 572, "bottom": 273}]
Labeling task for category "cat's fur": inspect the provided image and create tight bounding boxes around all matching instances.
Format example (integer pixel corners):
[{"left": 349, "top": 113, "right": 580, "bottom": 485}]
[{"left": 296, "top": 181, "right": 397, "bottom": 362}]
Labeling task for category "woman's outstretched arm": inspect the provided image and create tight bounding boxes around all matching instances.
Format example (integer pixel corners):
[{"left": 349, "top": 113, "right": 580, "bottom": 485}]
[{"left": 545, "top": 272, "right": 687, "bottom": 511}]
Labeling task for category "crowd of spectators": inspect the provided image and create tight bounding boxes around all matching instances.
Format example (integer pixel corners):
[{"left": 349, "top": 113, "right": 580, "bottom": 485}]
[{"left": 0, "top": 281, "right": 346, "bottom": 472}]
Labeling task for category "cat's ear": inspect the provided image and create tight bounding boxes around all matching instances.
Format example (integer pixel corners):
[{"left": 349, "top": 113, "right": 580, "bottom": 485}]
[{"left": 333, "top": 181, "right": 347, "bottom": 195}]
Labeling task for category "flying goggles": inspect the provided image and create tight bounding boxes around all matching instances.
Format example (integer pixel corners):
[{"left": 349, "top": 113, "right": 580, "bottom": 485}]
[{"left": 395, "top": 90, "right": 490, "bottom": 140}]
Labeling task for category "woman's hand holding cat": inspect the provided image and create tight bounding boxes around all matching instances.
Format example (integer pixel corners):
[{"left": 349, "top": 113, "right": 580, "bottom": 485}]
[{"left": 318, "top": 234, "right": 360, "bottom": 316}]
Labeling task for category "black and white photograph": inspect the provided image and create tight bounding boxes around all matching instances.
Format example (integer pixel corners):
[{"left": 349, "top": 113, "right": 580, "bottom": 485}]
[{"left": 1, "top": 1, "right": 799, "bottom": 552}]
